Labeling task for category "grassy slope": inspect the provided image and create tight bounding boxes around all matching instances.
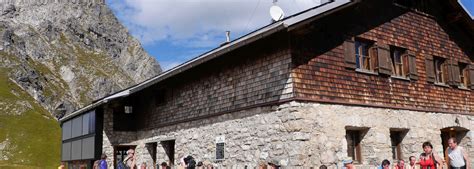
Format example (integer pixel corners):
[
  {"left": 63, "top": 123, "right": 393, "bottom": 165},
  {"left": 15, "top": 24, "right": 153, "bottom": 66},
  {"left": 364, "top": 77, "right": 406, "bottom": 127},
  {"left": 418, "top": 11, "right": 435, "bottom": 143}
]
[{"left": 0, "top": 70, "right": 61, "bottom": 168}]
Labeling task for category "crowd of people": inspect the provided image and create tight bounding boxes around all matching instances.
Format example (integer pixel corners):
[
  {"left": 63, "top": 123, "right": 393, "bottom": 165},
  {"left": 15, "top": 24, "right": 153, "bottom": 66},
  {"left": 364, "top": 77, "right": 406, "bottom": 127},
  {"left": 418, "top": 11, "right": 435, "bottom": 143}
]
[
  {"left": 341, "top": 138, "right": 470, "bottom": 169},
  {"left": 66, "top": 137, "right": 469, "bottom": 169}
]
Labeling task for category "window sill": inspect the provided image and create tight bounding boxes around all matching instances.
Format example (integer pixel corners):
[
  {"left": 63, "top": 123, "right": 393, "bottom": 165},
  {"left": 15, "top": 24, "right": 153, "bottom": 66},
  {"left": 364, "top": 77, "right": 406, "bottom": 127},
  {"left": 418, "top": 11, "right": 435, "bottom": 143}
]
[
  {"left": 457, "top": 86, "right": 471, "bottom": 91},
  {"left": 356, "top": 69, "right": 379, "bottom": 76},
  {"left": 390, "top": 75, "right": 410, "bottom": 81},
  {"left": 434, "top": 83, "right": 450, "bottom": 88}
]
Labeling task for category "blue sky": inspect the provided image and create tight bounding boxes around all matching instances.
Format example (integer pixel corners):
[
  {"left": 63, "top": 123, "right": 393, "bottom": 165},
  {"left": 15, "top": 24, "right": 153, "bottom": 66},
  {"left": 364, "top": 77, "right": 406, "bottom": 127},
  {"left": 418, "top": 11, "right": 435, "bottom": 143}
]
[
  {"left": 108, "top": 0, "right": 474, "bottom": 71},
  {"left": 460, "top": 0, "right": 474, "bottom": 18}
]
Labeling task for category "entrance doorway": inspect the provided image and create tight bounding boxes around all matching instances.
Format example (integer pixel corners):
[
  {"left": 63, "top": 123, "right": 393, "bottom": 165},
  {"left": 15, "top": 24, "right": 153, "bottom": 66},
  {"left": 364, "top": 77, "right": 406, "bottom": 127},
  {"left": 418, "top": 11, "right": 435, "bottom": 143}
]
[
  {"left": 114, "top": 145, "right": 136, "bottom": 168},
  {"left": 146, "top": 142, "right": 158, "bottom": 169},
  {"left": 440, "top": 127, "right": 468, "bottom": 159},
  {"left": 160, "top": 140, "right": 175, "bottom": 167}
]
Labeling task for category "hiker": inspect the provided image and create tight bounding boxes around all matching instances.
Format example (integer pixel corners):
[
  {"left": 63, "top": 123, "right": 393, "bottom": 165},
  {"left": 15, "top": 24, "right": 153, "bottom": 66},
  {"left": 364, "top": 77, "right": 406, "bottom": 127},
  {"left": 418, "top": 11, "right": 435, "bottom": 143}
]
[
  {"left": 124, "top": 149, "right": 137, "bottom": 169},
  {"left": 268, "top": 159, "right": 281, "bottom": 169},
  {"left": 343, "top": 159, "right": 356, "bottom": 169},
  {"left": 202, "top": 160, "right": 213, "bottom": 169},
  {"left": 419, "top": 141, "right": 443, "bottom": 169},
  {"left": 100, "top": 153, "right": 108, "bottom": 169},
  {"left": 380, "top": 159, "right": 390, "bottom": 169},
  {"left": 160, "top": 162, "right": 170, "bottom": 169},
  {"left": 408, "top": 156, "right": 420, "bottom": 169},
  {"left": 93, "top": 160, "right": 100, "bottom": 169},
  {"left": 258, "top": 160, "right": 267, "bottom": 169},
  {"left": 140, "top": 162, "right": 147, "bottom": 169},
  {"left": 58, "top": 162, "right": 66, "bottom": 169},
  {"left": 394, "top": 159, "right": 405, "bottom": 169},
  {"left": 445, "top": 137, "right": 470, "bottom": 169},
  {"left": 184, "top": 155, "right": 196, "bottom": 169}
]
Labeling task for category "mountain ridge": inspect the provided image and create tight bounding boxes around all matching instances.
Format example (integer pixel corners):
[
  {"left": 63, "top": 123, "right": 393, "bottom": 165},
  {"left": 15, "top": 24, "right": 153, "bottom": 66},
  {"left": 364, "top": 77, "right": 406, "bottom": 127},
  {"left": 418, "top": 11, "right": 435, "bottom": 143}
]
[{"left": 0, "top": 1, "right": 162, "bottom": 167}]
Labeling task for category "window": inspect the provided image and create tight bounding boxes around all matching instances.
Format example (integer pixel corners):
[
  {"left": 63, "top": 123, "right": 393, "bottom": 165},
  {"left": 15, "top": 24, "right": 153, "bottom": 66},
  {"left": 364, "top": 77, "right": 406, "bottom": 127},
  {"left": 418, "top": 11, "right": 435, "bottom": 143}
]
[
  {"left": 390, "top": 47, "right": 408, "bottom": 77},
  {"left": 390, "top": 129, "right": 408, "bottom": 160},
  {"left": 346, "top": 129, "right": 367, "bottom": 163},
  {"left": 434, "top": 57, "right": 447, "bottom": 84},
  {"left": 459, "top": 63, "right": 470, "bottom": 88},
  {"left": 355, "top": 40, "right": 376, "bottom": 72}
]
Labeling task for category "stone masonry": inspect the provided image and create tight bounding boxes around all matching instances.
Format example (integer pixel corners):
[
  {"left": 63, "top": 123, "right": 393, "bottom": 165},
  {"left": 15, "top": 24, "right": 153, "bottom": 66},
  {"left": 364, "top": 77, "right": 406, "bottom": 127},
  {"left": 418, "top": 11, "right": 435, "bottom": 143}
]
[{"left": 102, "top": 101, "right": 474, "bottom": 168}]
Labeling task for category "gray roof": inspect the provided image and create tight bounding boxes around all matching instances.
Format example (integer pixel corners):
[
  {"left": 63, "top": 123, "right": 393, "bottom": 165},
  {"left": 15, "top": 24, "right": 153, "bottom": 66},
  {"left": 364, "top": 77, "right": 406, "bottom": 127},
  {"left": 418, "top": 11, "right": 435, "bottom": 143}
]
[{"left": 59, "top": 0, "right": 357, "bottom": 122}]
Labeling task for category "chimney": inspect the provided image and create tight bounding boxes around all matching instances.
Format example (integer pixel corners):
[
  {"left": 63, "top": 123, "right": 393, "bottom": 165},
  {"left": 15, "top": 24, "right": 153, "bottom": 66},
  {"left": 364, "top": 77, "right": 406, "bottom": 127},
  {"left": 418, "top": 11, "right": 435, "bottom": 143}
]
[
  {"left": 220, "top": 31, "right": 231, "bottom": 46},
  {"left": 225, "top": 31, "right": 230, "bottom": 43}
]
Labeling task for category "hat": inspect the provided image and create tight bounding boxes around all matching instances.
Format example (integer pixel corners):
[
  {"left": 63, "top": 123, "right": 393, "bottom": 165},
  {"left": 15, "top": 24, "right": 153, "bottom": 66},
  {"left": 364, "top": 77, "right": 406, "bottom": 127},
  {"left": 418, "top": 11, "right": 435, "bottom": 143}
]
[
  {"left": 342, "top": 159, "right": 353, "bottom": 165},
  {"left": 268, "top": 159, "right": 281, "bottom": 166}
]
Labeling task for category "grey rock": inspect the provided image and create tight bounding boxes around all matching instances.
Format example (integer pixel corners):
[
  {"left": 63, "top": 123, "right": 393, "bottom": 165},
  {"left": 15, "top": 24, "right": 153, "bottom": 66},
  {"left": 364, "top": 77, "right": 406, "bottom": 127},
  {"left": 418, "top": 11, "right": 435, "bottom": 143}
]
[{"left": 0, "top": 1, "right": 162, "bottom": 119}]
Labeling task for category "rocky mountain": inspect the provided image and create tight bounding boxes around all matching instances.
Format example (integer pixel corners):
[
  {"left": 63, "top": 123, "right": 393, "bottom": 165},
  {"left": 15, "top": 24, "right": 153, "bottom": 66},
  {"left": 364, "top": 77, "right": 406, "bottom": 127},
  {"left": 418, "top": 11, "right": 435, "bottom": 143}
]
[{"left": 0, "top": 0, "right": 162, "bottom": 167}]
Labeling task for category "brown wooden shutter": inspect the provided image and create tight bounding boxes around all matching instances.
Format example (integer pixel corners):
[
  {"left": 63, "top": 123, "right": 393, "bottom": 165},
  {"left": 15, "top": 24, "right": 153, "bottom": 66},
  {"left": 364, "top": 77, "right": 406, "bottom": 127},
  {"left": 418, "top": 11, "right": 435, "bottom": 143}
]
[
  {"left": 406, "top": 50, "right": 418, "bottom": 80},
  {"left": 344, "top": 39, "right": 356, "bottom": 69},
  {"left": 369, "top": 46, "right": 378, "bottom": 71},
  {"left": 449, "top": 60, "right": 461, "bottom": 86},
  {"left": 376, "top": 43, "right": 392, "bottom": 75},
  {"left": 469, "top": 64, "right": 474, "bottom": 89},
  {"left": 446, "top": 59, "right": 454, "bottom": 85},
  {"left": 425, "top": 55, "right": 435, "bottom": 83}
]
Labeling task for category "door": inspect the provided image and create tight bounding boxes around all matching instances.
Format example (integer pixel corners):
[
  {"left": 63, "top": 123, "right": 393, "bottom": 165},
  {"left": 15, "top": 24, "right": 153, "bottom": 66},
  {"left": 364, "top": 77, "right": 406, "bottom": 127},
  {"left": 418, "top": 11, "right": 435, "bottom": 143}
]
[
  {"left": 114, "top": 145, "right": 136, "bottom": 168},
  {"left": 440, "top": 127, "right": 468, "bottom": 161},
  {"left": 146, "top": 142, "right": 158, "bottom": 169},
  {"left": 160, "top": 140, "right": 175, "bottom": 167}
]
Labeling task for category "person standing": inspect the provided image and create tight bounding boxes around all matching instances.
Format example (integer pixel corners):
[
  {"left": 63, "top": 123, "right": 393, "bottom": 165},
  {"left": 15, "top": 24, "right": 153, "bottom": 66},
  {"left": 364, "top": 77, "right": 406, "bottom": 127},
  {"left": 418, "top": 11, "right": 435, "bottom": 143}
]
[
  {"left": 93, "top": 160, "right": 100, "bottom": 169},
  {"left": 140, "top": 162, "right": 147, "bottom": 169},
  {"left": 408, "top": 156, "right": 420, "bottom": 169},
  {"left": 419, "top": 141, "right": 443, "bottom": 169},
  {"left": 394, "top": 159, "right": 405, "bottom": 169},
  {"left": 99, "top": 154, "right": 108, "bottom": 169},
  {"left": 445, "top": 138, "right": 470, "bottom": 169},
  {"left": 380, "top": 159, "right": 390, "bottom": 169},
  {"left": 58, "top": 162, "right": 66, "bottom": 169},
  {"left": 343, "top": 159, "right": 356, "bottom": 169},
  {"left": 124, "top": 149, "right": 137, "bottom": 169},
  {"left": 160, "top": 162, "right": 170, "bottom": 169}
]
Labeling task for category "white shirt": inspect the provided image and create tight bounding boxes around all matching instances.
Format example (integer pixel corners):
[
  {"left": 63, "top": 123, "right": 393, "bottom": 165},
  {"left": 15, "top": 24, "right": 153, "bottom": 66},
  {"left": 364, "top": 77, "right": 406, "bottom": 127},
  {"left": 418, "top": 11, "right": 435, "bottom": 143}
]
[{"left": 448, "top": 146, "right": 466, "bottom": 167}]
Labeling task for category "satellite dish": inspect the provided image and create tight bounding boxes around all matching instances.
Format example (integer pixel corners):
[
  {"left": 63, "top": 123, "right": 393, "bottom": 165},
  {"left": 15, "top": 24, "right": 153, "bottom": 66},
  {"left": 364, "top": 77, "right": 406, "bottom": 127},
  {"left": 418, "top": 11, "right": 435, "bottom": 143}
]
[{"left": 270, "top": 5, "right": 285, "bottom": 21}]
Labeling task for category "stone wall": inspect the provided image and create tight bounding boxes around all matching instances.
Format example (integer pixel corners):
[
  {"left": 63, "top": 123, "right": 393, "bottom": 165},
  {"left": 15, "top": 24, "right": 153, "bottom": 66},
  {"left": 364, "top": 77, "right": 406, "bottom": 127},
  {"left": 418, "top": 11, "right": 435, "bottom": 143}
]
[
  {"left": 102, "top": 107, "right": 137, "bottom": 169},
  {"left": 103, "top": 102, "right": 474, "bottom": 168}
]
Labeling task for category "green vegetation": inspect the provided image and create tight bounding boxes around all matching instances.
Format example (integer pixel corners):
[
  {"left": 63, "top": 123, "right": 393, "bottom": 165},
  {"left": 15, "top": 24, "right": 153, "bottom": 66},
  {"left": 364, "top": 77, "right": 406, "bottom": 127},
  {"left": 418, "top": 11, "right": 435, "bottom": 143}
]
[{"left": 0, "top": 69, "right": 61, "bottom": 168}]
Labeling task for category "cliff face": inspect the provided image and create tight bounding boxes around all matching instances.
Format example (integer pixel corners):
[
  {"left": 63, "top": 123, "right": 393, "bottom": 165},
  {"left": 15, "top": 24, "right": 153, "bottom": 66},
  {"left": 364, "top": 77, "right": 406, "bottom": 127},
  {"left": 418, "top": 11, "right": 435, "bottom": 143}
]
[{"left": 0, "top": 0, "right": 162, "bottom": 167}]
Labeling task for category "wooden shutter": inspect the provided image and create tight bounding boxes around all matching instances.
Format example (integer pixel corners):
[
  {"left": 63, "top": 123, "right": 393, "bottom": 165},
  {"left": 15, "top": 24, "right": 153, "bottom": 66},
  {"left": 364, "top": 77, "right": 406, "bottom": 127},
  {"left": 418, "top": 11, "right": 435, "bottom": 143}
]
[
  {"left": 469, "top": 64, "right": 474, "bottom": 89},
  {"left": 376, "top": 43, "right": 392, "bottom": 75},
  {"left": 406, "top": 50, "right": 418, "bottom": 80},
  {"left": 448, "top": 60, "right": 461, "bottom": 86},
  {"left": 425, "top": 55, "right": 435, "bottom": 83},
  {"left": 344, "top": 39, "right": 356, "bottom": 69},
  {"left": 446, "top": 59, "right": 454, "bottom": 85},
  {"left": 369, "top": 46, "right": 378, "bottom": 71}
]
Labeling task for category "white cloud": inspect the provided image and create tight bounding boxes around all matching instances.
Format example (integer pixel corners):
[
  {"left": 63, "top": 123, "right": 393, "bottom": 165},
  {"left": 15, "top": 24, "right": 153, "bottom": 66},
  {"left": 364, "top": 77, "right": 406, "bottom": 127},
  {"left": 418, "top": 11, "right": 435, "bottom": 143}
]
[{"left": 110, "top": 0, "right": 325, "bottom": 47}]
